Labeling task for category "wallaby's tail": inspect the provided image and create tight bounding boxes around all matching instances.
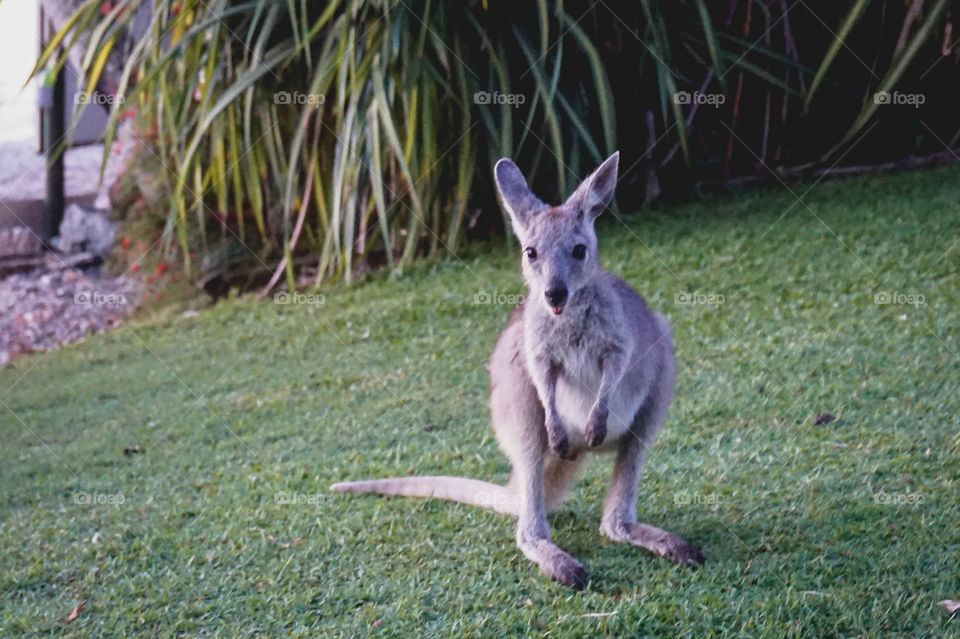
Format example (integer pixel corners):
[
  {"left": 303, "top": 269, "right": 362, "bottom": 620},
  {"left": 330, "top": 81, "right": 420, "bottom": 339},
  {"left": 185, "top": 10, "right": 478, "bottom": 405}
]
[{"left": 330, "top": 476, "right": 518, "bottom": 516}]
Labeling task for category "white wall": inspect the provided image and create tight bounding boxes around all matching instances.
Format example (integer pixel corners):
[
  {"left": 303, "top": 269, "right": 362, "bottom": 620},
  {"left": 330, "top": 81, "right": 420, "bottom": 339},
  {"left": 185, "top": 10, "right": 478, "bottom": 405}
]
[{"left": 0, "top": 0, "right": 40, "bottom": 145}]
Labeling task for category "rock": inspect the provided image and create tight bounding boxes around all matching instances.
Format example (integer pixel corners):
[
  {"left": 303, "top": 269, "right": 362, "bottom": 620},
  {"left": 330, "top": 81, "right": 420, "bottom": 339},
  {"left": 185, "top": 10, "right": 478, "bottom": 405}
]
[{"left": 56, "top": 204, "right": 116, "bottom": 258}]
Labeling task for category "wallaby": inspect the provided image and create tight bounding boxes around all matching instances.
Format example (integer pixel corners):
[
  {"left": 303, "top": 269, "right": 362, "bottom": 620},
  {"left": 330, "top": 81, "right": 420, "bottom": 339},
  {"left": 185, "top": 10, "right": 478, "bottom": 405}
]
[{"left": 331, "top": 152, "right": 704, "bottom": 588}]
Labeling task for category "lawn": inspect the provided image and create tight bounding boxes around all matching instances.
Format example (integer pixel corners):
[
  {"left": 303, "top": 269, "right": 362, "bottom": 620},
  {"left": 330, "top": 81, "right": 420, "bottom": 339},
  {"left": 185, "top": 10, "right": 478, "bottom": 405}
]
[{"left": 1, "top": 166, "right": 958, "bottom": 637}]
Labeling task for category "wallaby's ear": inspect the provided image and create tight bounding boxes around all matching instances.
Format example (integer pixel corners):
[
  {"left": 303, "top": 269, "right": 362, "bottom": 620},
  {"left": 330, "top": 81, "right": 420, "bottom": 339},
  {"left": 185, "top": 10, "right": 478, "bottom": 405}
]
[
  {"left": 566, "top": 151, "right": 619, "bottom": 220},
  {"left": 495, "top": 158, "right": 545, "bottom": 237}
]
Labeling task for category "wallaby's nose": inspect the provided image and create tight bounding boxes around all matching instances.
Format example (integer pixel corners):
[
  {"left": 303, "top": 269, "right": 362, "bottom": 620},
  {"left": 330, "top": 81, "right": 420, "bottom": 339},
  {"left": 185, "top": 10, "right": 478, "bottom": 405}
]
[{"left": 545, "top": 285, "right": 568, "bottom": 309}]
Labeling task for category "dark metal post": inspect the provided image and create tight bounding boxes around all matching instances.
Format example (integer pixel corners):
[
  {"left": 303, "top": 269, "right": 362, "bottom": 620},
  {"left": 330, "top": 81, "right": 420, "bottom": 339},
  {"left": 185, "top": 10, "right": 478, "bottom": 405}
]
[{"left": 43, "top": 63, "right": 65, "bottom": 241}]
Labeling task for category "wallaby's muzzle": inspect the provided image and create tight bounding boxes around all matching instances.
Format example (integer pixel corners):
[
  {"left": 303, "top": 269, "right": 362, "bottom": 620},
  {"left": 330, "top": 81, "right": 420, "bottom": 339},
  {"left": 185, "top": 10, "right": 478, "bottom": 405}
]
[{"left": 545, "top": 283, "right": 568, "bottom": 314}]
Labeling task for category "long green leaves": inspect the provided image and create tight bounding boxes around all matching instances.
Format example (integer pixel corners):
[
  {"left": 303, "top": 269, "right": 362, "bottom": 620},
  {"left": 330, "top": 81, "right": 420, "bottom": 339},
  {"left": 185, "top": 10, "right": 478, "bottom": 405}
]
[
  {"left": 35, "top": 0, "right": 958, "bottom": 288},
  {"left": 804, "top": 0, "right": 872, "bottom": 110},
  {"left": 833, "top": 0, "right": 952, "bottom": 151}
]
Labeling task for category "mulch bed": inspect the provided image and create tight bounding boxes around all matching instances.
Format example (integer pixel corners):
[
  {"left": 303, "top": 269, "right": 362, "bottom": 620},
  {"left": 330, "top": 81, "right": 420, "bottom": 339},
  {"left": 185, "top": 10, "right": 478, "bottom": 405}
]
[{"left": 0, "top": 256, "right": 139, "bottom": 364}]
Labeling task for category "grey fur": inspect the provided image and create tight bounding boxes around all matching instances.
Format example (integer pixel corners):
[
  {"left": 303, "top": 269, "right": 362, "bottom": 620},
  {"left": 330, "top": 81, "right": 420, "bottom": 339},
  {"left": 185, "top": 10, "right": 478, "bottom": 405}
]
[{"left": 331, "top": 152, "right": 704, "bottom": 588}]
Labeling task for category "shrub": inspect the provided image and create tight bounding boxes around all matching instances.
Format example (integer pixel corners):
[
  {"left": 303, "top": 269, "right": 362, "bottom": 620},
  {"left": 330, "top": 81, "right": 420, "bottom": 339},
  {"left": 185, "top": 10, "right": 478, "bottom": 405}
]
[{"left": 39, "top": 0, "right": 960, "bottom": 289}]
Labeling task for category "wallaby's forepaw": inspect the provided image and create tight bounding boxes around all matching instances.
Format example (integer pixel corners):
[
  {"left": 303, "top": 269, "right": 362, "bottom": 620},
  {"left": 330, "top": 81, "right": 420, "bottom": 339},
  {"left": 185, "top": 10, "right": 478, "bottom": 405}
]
[
  {"left": 585, "top": 407, "right": 608, "bottom": 446},
  {"left": 547, "top": 429, "right": 571, "bottom": 459},
  {"left": 546, "top": 417, "right": 572, "bottom": 459}
]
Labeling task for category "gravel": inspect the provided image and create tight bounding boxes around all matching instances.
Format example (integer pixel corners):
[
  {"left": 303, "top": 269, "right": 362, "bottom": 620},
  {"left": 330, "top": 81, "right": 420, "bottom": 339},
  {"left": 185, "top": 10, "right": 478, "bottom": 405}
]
[{"left": 0, "top": 262, "right": 139, "bottom": 364}]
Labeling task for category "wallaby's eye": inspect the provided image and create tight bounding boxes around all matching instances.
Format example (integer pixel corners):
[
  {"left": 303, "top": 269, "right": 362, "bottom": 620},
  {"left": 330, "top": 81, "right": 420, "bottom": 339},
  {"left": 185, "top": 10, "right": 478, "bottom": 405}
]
[
  {"left": 572, "top": 244, "right": 587, "bottom": 260},
  {"left": 525, "top": 247, "right": 538, "bottom": 260}
]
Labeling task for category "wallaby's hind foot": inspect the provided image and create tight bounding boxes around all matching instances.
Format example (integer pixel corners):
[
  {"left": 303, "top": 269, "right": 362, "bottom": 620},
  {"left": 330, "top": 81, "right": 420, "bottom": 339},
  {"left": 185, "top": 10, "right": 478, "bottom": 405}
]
[
  {"left": 518, "top": 535, "right": 588, "bottom": 589},
  {"left": 600, "top": 521, "right": 705, "bottom": 567}
]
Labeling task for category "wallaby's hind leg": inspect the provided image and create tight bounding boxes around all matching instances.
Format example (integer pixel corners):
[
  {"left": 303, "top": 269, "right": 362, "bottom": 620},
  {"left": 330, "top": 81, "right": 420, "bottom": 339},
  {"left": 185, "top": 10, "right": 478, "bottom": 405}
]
[
  {"left": 543, "top": 454, "right": 585, "bottom": 514},
  {"left": 508, "top": 447, "right": 588, "bottom": 588},
  {"left": 599, "top": 359, "right": 705, "bottom": 566},
  {"left": 491, "top": 345, "right": 588, "bottom": 588}
]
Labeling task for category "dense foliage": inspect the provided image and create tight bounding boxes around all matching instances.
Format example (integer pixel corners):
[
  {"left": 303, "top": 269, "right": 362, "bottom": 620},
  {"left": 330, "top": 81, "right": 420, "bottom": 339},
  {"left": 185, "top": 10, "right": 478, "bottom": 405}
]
[{"left": 39, "top": 0, "right": 960, "bottom": 287}]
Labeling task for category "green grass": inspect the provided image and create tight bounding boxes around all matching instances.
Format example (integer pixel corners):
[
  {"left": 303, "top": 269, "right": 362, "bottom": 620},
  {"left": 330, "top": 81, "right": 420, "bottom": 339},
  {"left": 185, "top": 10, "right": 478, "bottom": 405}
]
[{"left": 2, "top": 166, "right": 959, "bottom": 637}]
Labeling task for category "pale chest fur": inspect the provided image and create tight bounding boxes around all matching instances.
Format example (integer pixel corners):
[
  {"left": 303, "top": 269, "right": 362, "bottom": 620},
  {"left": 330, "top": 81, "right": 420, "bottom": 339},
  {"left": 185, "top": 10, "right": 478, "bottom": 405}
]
[
  {"left": 524, "top": 298, "right": 645, "bottom": 450},
  {"left": 555, "top": 356, "right": 641, "bottom": 450}
]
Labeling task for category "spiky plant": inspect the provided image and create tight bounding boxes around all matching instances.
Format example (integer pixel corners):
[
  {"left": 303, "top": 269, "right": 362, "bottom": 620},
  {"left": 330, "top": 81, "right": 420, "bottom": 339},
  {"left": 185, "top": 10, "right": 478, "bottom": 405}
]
[{"left": 36, "top": 0, "right": 960, "bottom": 289}]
